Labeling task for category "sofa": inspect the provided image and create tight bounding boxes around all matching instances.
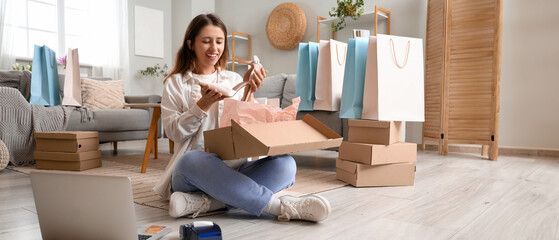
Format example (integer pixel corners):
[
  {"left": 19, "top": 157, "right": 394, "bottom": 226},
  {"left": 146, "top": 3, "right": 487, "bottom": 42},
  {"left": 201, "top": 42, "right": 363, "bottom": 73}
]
[
  {"left": 65, "top": 94, "right": 161, "bottom": 143},
  {"left": 254, "top": 73, "right": 348, "bottom": 141},
  {"left": 0, "top": 70, "right": 160, "bottom": 144}
]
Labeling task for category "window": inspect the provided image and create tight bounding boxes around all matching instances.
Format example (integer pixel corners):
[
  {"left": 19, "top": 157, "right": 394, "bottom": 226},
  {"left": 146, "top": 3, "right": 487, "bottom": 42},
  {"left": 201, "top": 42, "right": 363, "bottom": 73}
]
[{"left": 12, "top": 0, "right": 93, "bottom": 64}]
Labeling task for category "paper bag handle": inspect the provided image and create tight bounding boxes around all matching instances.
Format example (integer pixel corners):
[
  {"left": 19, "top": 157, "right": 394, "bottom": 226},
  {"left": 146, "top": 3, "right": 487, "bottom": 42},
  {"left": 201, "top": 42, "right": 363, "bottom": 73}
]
[
  {"left": 335, "top": 44, "right": 347, "bottom": 66},
  {"left": 390, "top": 39, "right": 410, "bottom": 69}
]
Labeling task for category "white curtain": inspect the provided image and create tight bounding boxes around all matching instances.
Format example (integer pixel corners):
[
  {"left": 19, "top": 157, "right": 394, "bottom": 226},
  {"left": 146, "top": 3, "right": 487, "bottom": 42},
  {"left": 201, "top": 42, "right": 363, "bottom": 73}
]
[
  {"left": 0, "top": 0, "right": 16, "bottom": 70},
  {"left": 0, "top": 0, "right": 129, "bottom": 80},
  {"left": 88, "top": 0, "right": 129, "bottom": 81}
]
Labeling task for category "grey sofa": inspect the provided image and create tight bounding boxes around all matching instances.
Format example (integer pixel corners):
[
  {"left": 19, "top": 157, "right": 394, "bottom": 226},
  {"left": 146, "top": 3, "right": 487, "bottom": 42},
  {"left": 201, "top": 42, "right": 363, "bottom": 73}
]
[
  {"left": 0, "top": 70, "right": 160, "bottom": 144},
  {"left": 254, "top": 74, "right": 348, "bottom": 141},
  {"left": 65, "top": 95, "right": 161, "bottom": 143}
]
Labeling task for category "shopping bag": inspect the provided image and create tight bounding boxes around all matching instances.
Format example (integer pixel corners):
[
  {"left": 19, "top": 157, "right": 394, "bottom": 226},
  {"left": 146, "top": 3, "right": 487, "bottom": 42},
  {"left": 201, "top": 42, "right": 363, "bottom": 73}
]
[
  {"left": 30, "top": 45, "right": 61, "bottom": 106},
  {"left": 362, "top": 34, "right": 425, "bottom": 121},
  {"left": 339, "top": 37, "right": 369, "bottom": 119},
  {"left": 61, "top": 48, "right": 82, "bottom": 106},
  {"left": 313, "top": 39, "right": 347, "bottom": 111},
  {"left": 295, "top": 42, "right": 319, "bottom": 111},
  {"left": 220, "top": 96, "right": 300, "bottom": 128}
]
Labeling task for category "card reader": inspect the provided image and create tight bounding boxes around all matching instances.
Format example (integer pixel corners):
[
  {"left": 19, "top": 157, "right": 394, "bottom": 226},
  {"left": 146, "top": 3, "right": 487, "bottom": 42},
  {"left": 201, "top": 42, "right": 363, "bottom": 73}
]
[{"left": 180, "top": 221, "right": 222, "bottom": 240}]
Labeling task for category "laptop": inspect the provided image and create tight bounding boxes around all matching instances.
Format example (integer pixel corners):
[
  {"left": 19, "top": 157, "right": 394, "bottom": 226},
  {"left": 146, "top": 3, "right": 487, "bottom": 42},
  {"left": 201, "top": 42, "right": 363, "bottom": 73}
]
[{"left": 30, "top": 171, "right": 171, "bottom": 240}]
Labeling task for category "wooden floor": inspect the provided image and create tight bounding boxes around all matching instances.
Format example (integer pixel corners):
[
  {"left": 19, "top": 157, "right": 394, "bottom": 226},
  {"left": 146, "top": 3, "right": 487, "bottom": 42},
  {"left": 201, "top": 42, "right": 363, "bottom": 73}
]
[{"left": 1, "top": 140, "right": 559, "bottom": 240}]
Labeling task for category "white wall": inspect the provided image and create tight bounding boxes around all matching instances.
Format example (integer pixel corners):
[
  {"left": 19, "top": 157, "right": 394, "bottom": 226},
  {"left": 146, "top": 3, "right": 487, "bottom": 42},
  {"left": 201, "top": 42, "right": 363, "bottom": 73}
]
[
  {"left": 172, "top": 0, "right": 192, "bottom": 63},
  {"left": 172, "top": 0, "right": 215, "bottom": 62},
  {"left": 127, "top": 0, "right": 173, "bottom": 95},
  {"left": 499, "top": 0, "right": 559, "bottom": 149}
]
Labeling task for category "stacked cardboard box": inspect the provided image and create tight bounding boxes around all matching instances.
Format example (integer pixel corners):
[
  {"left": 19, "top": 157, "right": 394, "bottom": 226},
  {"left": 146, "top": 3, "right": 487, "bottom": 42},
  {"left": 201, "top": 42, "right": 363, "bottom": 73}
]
[
  {"left": 34, "top": 131, "right": 101, "bottom": 171},
  {"left": 336, "top": 120, "right": 417, "bottom": 187}
]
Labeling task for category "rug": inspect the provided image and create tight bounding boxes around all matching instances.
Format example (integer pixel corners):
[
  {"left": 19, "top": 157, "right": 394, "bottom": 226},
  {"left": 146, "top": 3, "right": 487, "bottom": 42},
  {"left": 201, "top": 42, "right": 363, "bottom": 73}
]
[{"left": 10, "top": 154, "right": 347, "bottom": 210}]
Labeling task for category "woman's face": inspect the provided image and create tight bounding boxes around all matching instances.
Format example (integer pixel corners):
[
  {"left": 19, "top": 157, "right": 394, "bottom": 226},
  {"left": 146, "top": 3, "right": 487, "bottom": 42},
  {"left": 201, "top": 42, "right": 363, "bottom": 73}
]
[{"left": 190, "top": 25, "right": 225, "bottom": 74}]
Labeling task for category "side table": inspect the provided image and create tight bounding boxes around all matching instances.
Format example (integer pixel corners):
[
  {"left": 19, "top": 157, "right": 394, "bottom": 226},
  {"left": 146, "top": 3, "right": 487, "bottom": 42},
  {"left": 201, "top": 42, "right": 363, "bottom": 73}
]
[{"left": 124, "top": 103, "right": 161, "bottom": 173}]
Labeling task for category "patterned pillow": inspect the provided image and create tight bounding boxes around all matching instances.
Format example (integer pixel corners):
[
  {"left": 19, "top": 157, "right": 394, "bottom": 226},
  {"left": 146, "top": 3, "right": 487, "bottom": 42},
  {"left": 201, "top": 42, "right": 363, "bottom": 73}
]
[{"left": 81, "top": 78, "right": 125, "bottom": 110}]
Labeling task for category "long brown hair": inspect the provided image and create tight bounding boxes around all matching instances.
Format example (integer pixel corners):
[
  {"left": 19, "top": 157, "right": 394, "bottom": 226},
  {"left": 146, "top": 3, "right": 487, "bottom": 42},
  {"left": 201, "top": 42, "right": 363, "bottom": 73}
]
[{"left": 164, "top": 14, "right": 229, "bottom": 83}]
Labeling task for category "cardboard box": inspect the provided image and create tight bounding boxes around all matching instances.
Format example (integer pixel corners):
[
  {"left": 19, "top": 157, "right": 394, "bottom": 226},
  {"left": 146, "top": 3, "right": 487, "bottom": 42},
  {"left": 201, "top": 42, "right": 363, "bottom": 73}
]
[
  {"left": 34, "top": 150, "right": 102, "bottom": 161},
  {"left": 36, "top": 158, "right": 101, "bottom": 171},
  {"left": 34, "top": 131, "right": 99, "bottom": 153},
  {"left": 336, "top": 159, "right": 415, "bottom": 187},
  {"left": 338, "top": 141, "right": 417, "bottom": 165},
  {"left": 204, "top": 114, "right": 343, "bottom": 160},
  {"left": 348, "top": 120, "right": 402, "bottom": 145},
  {"left": 34, "top": 150, "right": 102, "bottom": 171}
]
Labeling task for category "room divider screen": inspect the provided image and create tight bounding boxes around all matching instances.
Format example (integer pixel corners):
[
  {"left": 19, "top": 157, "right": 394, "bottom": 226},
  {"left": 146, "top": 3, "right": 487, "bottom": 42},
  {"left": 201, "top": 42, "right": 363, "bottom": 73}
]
[{"left": 423, "top": 0, "right": 503, "bottom": 160}]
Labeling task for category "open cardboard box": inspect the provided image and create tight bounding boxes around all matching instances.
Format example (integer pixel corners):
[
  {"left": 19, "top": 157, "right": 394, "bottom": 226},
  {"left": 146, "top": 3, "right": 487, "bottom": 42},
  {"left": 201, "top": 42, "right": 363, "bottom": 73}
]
[
  {"left": 34, "top": 131, "right": 99, "bottom": 153},
  {"left": 339, "top": 141, "right": 417, "bottom": 165},
  {"left": 204, "top": 114, "right": 343, "bottom": 160}
]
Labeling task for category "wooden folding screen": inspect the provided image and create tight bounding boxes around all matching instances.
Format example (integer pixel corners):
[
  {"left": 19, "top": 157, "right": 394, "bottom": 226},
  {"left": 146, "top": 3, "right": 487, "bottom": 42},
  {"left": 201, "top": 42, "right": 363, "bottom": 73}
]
[
  {"left": 423, "top": 0, "right": 446, "bottom": 155},
  {"left": 422, "top": 0, "right": 503, "bottom": 160}
]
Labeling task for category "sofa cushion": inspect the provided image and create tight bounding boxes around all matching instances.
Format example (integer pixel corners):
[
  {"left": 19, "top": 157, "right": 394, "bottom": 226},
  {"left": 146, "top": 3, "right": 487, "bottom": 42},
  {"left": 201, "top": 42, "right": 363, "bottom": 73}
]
[
  {"left": 282, "top": 74, "right": 297, "bottom": 108},
  {"left": 66, "top": 109, "right": 150, "bottom": 132},
  {"left": 81, "top": 78, "right": 125, "bottom": 110},
  {"left": 254, "top": 74, "right": 287, "bottom": 103},
  {"left": 0, "top": 70, "right": 31, "bottom": 101}
]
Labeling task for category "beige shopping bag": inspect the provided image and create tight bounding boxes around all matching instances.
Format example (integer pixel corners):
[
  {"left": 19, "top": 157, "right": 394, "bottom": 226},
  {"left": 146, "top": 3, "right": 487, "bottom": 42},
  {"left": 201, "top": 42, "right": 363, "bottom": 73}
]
[
  {"left": 313, "top": 39, "right": 347, "bottom": 111},
  {"left": 61, "top": 48, "right": 82, "bottom": 106},
  {"left": 362, "top": 34, "right": 425, "bottom": 122}
]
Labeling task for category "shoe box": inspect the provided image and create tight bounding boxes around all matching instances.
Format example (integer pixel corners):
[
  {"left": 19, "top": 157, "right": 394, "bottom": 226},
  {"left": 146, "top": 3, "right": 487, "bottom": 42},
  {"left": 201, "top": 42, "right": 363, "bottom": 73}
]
[
  {"left": 34, "top": 131, "right": 101, "bottom": 171},
  {"left": 336, "top": 119, "right": 416, "bottom": 187}
]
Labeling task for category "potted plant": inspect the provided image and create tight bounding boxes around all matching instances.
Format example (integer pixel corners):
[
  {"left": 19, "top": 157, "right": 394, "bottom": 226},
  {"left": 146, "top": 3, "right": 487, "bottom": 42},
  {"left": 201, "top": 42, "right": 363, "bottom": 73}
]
[
  {"left": 329, "top": 0, "right": 365, "bottom": 33},
  {"left": 139, "top": 63, "right": 169, "bottom": 78}
]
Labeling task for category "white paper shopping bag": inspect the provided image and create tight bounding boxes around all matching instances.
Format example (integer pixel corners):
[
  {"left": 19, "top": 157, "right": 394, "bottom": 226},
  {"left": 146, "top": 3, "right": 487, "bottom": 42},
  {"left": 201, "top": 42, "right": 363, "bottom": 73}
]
[
  {"left": 61, "top": 48, "right": 82, "bottom": 106},
  {"left": 362, "top": 34, "right": 425, "bottom": 122},
  {"left": 314, "top": 39, "right": 347, "bottom": 111}
]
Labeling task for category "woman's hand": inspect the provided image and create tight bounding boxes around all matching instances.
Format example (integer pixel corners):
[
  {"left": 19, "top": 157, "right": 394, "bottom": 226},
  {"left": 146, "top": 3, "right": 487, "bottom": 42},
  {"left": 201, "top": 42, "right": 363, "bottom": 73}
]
[
  {"left": 243, "top": 63, "right": 268, "bottom": 93},
  {"left": 197, "top": 84, "right": 225, "bottom": 112}
]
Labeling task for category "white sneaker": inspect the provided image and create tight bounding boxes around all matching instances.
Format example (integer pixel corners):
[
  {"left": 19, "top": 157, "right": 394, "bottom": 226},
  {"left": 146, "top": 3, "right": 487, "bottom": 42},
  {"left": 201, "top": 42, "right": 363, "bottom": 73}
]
[
  {"left": 169, "top": 192, "right": 211, "bottom": 218},
  {"left": 278, "top": 194, "right": 331, "bottom": 222}
]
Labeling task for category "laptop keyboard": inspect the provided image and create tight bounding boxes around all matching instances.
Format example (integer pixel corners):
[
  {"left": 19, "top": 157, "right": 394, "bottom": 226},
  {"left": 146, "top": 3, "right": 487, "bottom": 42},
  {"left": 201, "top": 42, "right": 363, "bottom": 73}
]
[{"left": 138, "top": 234, "right": 151, "bottom": 240}]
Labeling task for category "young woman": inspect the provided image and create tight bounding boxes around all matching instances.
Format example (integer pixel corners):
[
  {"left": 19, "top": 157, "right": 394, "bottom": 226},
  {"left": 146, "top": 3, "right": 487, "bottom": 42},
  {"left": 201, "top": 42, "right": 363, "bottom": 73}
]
[{"left": 153, "top": 14, "right": 331, "bottom": 222}]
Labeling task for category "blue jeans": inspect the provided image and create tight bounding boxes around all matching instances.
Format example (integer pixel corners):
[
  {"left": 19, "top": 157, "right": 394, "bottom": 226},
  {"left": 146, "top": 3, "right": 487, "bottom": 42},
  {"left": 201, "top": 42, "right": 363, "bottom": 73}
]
[{"left": 171, "top": 150, "right": 297, "bottom": 215}]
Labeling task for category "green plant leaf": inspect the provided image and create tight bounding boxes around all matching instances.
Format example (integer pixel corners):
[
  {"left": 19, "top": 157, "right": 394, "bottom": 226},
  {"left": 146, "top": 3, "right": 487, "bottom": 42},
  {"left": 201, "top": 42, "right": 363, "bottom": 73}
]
[
  {"left": 328, "top": 0, "right": 366, "bottom": 32},
  {"left": 139, "top": 63, "right": 170, "bottom": 78}
]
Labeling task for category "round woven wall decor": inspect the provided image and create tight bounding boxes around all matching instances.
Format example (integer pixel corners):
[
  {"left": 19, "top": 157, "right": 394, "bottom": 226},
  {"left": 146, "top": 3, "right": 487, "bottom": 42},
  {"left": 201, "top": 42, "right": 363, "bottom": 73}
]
[
  {"left": 266, "top": 3, "right": 307, "bottom": 50},
  {"left": 0, "top": 139, "right": 8, "bottom": 171}
]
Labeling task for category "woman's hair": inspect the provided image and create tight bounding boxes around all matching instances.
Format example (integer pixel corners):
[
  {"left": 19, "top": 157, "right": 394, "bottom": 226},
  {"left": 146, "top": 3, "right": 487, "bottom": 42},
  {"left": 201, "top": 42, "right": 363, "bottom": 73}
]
[{"left": 164, "top": 14, "right": 229, "bottom": 83}]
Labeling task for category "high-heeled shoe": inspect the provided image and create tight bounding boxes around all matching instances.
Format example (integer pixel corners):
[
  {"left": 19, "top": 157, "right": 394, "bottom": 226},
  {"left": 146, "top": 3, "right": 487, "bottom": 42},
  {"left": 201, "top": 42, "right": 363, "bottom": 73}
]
[
  {"left": 198, "top": 81, "right": 251, "bottom": 97},
  {"left": 198, "top": 55, "right": 262, "bottom": 98}
]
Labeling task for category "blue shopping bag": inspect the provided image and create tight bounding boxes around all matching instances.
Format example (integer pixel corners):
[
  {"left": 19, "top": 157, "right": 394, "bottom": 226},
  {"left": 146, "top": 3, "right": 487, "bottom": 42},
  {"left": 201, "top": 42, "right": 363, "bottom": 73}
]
[
  {"left": 30, "top": 45, "right": 61, "bottom": 106},
  {"left": 339, "top": 37, "right": 369, "bottom": 119},
  {"left": 295, "top": 42, "right": 319, "bottom": 111}
]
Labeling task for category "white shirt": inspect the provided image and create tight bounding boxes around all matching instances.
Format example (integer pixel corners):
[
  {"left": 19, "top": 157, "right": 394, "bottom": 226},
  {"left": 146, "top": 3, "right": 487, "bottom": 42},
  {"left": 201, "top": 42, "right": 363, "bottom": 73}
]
[{"left": 153, "top": 69, "right": 246, "bottom": 200}]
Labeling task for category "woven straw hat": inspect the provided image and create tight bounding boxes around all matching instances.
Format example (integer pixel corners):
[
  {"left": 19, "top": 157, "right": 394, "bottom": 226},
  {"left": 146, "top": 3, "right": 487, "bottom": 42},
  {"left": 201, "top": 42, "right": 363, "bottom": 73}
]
[{"left": 266, "top": 3, "right": 307, "bottom": 50}]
